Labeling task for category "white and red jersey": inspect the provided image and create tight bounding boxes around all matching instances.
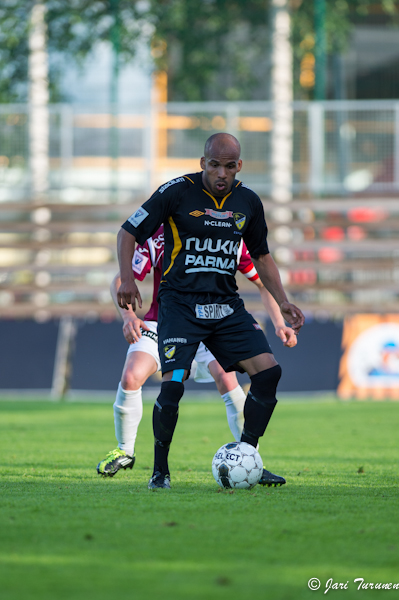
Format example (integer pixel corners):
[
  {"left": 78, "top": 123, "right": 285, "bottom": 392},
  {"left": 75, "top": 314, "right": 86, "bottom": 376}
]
[
  {"left": 132, "top": 226, "right": 164, "bottom": 321},
  {"left": 132, "top": 224, "right": 259, "bottom": 322}
]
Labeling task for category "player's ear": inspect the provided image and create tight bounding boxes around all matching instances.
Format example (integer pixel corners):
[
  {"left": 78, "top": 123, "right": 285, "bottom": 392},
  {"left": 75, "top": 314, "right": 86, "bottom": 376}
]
[
  {"left": 200, "top": 156, "right": 206, "bottom": 169},
  {"left": 236, "top": 159, "right": 243, "bottom": 173}
]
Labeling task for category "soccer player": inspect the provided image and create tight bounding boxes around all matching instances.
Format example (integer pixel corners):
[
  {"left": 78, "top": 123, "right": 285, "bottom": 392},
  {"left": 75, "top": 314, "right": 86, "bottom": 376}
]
[
  {"left": 117, "top": 133, "right": 305, "bottom": 489},
  {"left": 97, "top": 225, "right": 297, "bottom": 484}
]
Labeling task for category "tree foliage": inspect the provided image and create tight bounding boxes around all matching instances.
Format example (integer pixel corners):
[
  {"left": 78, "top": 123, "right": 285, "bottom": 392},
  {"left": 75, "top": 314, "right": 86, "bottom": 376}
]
[
  {"left": 147, "top": 0, "right": 270, "bottom": 101},
  {"left": 0, "top": 0, "right": 398, "bottom": 103},
  {"left": 291, "top": 0, "right": 399, "bottom": 99},
  {"left": 0, "top": 0, "right": 149, "bottom": 102}
]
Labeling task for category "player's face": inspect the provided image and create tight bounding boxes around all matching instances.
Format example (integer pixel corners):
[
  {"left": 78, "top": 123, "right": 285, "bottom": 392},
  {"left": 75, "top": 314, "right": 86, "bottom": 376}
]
[{"left": 200, "top": 151, "right": 242, "bottom": 197}]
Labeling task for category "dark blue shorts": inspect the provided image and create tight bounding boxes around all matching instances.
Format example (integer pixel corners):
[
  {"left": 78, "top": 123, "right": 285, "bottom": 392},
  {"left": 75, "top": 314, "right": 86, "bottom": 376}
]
[{"left": 157, "top": 290, "right": 272, "bottom": 375}]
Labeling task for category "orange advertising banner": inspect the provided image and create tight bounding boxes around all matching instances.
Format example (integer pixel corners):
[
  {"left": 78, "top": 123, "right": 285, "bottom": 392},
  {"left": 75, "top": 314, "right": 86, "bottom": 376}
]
[{"left": 338, "top": 314, "right": 399, "bottom": 400}]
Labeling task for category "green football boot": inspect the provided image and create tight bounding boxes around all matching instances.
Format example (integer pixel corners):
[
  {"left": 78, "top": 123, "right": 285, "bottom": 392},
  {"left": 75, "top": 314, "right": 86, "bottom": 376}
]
[{"left": 97, "top": 448, "right": 135, "bottom": 477}]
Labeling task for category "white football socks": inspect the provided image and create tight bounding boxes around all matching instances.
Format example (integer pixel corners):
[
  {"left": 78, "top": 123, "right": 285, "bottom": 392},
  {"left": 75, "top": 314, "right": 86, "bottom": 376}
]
[
  {"left": 221, "top": 385, "right": 246, "bottom": 442},
  {"left": 113, "top": 383, "right": 143, "bottom": 457}
]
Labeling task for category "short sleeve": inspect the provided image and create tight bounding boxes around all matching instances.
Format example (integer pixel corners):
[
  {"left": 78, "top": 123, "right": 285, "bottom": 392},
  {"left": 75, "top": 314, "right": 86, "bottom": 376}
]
[
  {"left": 121, "top": 177, "right": 187, "bottom": 245},
  {"left": 242, "top": 196, "right": 269, "bottom": 259}
]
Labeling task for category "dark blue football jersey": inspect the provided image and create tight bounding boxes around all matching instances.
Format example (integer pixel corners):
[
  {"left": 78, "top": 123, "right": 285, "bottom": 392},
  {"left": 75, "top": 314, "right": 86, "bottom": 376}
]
[{"left": 122, "top": 172, "right": 269, "bottom": 297}]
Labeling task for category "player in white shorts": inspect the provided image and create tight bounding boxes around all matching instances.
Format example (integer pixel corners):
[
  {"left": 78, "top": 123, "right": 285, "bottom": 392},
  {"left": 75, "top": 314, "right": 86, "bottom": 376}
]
[
  {"left": 97, "top": 226, "right": 297, "bottom": 483},
  {"left": 125, "top": 321, "right": 214, "bottom": 385}
]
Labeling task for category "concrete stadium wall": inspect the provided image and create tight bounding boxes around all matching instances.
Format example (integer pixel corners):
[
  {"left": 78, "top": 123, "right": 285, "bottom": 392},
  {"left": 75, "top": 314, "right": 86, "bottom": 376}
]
[{"left": 0, "top": 319, "right": 343, "bottom": 394}]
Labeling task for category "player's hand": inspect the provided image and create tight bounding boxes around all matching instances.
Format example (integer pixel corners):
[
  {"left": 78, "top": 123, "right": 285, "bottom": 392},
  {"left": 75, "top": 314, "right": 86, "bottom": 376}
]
[
  {"left": 275, "top": 326, "right": 297, "bottom": 348},
  {"left": 279, "top": 301, "right": 305, "bottom": 334},
  {"left": 122, "top": 317, "right": 149, "bottom": 344},
  {"left": 117, "top": 278, "right": 142, "bottom": 311}
]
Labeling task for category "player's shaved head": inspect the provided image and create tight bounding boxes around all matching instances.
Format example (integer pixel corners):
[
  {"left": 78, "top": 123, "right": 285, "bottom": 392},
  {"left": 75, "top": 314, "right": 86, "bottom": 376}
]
[
  {"left": 200, "top": 133, "right": 242, "bottom": 196},
  {"left": 204, "top": 133, "right": 241, "bottom": 160}
]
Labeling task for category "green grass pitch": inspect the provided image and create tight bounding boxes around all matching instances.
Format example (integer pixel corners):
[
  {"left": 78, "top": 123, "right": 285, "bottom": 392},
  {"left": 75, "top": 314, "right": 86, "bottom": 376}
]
[{"left": 0, "top": 395, "right": 398, "bottom": 600}]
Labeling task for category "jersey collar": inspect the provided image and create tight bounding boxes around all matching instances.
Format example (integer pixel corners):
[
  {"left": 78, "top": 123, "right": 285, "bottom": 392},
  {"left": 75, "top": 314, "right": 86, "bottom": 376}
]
[{"left": 201, "top": 179, "right": 241, "bottom": 210}]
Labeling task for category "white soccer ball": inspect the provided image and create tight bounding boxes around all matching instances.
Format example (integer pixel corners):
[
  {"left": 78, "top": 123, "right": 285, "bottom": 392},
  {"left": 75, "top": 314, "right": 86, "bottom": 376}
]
[{"left": 212, "top": 442, "right": 263, "bottom": 490}]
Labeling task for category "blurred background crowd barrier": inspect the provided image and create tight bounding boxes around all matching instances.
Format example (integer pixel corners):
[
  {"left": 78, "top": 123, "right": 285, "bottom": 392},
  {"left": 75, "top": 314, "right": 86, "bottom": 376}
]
[{"left": 1, "top": 100, "right": 399, "bottom": 320}]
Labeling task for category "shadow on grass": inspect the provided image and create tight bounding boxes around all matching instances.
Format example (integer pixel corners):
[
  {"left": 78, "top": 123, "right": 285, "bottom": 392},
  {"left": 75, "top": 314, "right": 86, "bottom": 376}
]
[{"left": 2, "top": 470, "right": 398, "bottom": 500}]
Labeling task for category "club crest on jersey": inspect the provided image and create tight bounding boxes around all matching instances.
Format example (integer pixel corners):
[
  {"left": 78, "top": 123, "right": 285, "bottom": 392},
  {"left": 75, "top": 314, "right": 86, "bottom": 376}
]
[
  {"left": 233, "top": 213, "right": 246, "bottom": 230},
  {"left": 164, "top": 345, "right": 176, "bottom": 359},
  {"left": 190, "top": 210, "right": 204, "bottom": 217},
  {"left": 205, "top": 209, "right": 233, "bottom": 220}
]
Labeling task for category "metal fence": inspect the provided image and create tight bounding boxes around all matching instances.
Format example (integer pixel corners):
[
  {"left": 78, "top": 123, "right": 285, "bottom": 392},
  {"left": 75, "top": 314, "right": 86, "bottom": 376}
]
[{"left": 1, "top": 100, "right": 399, "bottom": 201}]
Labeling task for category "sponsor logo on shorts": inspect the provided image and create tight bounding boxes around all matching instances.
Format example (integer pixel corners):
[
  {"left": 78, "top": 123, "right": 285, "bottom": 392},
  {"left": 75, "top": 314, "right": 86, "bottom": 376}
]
[
  {"left": 159, "top": 177, "right": 185, "bottom": 194},
  {"left": 128, "top": 207, "right": 149, "bottom": 228},
  {"left": 233, "top": 213, "right": 246, "bottom": 230},
  {"left": 253, "top": 323, "right": 262, "bottom": 331},
  {"left": 205, "top": 209, "right": 233, "bottom": 219},
  {"left": 163, "top": 337, "right": 187, "bottom": 344},
  {"left": 141, "top": 329, "right": 158, "bottom": 342},
  {"left": 189, "top": 210, "right": 204, "bottom": 217},
  {"left": 195, "top": 304, "right": 234, "bottom": 319},
  {"left": 164, "top": 345, "right": 176, "bottom": 359}
]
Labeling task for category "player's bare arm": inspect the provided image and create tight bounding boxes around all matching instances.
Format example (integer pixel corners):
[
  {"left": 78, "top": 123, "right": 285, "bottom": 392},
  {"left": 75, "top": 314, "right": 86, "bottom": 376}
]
[
  {"left": 110, "top": 273, "right": 149, "bottom": 344},
  {"left": 251, "top": 279, "right": 297, "bottom": 347},
  {"left": 257, "top": 288, "right": 297, "bottom": 347},
  {"left": 253, "top": 253, "right": 305, "bottom": 334},
  {"left": 117, "top": 228, "right": 142, "bottom": 311}
]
